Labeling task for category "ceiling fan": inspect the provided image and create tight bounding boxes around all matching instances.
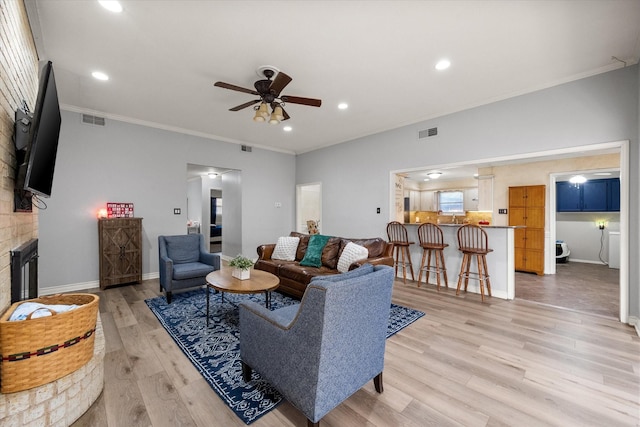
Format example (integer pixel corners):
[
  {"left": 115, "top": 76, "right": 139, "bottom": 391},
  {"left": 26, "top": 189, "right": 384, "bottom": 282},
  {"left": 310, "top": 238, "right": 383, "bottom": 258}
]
[{"left": 214, "top": 66, "right": 322, "bottom": 124}]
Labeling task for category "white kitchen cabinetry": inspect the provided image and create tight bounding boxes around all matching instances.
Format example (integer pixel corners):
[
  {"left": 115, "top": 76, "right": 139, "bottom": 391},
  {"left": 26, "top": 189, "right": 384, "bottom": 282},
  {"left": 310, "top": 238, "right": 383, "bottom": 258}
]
[
  {"left": 464, "top": 188, "right": 479, "bottom": 211},
  {"left": 409, "top": 190, "right": 420, "bottom": 210},
  {"left": 420, "top": 191, "right": 434, "bottom": 211}
]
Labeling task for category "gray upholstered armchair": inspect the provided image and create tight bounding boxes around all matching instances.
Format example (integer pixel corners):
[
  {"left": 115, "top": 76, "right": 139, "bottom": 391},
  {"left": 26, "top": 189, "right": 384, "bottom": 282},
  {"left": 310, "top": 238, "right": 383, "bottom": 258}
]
[
  {"left": 158, "top": 234, "right": 220, "bottom": 303},
  {"left": 239, "top": 264, "right": 394, "bottom": 427}
]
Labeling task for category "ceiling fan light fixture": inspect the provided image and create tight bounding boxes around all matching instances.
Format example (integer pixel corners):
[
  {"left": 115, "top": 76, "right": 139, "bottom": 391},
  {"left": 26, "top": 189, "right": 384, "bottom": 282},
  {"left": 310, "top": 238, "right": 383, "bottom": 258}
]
[
  {"left": 273, "top": 105, "right": 284, "bottom": 121},
  {"left": 269, "top": 113, "right": 280, "bottom": 125},
  {"left": 253, "top": 107, "right": 265, "bottom": 122},
  {"left": 257, "top": 102, "right": 269, "bottom": 118}
]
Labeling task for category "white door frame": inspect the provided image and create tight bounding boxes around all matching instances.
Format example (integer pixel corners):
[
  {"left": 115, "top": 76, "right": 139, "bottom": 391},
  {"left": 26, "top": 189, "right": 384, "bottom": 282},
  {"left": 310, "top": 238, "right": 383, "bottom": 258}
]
[{"left": 296, "top": 182, "right": 322, "bottom": 234}]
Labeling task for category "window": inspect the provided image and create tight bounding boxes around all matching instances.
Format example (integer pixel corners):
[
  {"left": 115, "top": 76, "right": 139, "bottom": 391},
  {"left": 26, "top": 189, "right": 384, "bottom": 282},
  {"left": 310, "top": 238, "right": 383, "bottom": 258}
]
[{"left": 438, "top": 190, "right": 464, "bottom": 213}]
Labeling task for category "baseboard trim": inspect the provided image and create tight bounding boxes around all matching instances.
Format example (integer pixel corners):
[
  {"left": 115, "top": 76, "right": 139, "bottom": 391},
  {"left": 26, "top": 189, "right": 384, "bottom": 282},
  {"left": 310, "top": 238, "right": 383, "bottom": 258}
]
[
  {"left": 628, "top": 316, "right": 640, "bottom": 337},
  {"left": 39, "top": 272, "right": 160, "bottom": 295}
]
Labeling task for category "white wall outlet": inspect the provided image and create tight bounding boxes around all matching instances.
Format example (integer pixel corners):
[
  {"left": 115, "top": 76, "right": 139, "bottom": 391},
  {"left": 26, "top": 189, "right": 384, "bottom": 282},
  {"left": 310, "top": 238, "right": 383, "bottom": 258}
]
[{"left": 274, "top": 202, "right": 282, "bottom": 208}]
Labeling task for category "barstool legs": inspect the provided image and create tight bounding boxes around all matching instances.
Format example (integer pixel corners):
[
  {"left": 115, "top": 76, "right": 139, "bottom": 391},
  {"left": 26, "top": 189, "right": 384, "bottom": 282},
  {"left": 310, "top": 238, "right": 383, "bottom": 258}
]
[
  {"left": 456, "top": 254, "right": 491, "bottom": 301},
  {"left": 418, "top": 248, "right": 448, "bottom": 290},
  {"left": 394, "top": 245, "right": 415, "bottom": 284}
]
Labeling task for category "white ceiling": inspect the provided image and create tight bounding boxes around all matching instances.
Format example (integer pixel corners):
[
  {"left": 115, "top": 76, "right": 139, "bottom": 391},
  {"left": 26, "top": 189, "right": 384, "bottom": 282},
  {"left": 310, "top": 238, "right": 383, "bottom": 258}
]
[{"left": 27, "top": 1, "right": 640, "bottom": 156}]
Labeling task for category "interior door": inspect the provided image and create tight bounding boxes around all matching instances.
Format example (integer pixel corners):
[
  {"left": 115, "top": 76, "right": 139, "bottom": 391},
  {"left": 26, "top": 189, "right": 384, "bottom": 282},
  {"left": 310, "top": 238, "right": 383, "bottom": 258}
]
[{"left": 296, "top": 183, "right": 322, "bottom": 234}]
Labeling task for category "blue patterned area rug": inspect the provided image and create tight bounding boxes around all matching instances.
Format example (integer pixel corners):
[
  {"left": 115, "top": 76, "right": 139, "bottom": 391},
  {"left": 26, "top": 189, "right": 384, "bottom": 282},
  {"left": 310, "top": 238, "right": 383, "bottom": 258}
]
[{"left": 145, "top": 289, "right": 424, "bottom": 424}]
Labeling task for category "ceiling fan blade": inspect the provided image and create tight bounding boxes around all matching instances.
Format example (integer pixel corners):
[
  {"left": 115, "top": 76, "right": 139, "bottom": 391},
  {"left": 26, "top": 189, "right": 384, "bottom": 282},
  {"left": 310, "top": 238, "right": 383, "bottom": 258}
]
[
  {"left": 229, "top": 99, "right": 261, "bottom": 111},
  {"left": 269, "top": 72, "right": 292, "bottom": 97},
  {"left": 281, "top": 95, "right": 322, "bottom": 107},
  {"left": 214, "top": 81, "right": 259, "bottom": 96}
]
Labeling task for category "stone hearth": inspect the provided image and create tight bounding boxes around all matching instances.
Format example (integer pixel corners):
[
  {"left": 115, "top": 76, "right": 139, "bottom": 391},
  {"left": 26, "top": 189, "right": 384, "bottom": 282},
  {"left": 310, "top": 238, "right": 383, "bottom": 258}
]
[{"left": 0, "top": 316, "right": 105, "bottom": 426}]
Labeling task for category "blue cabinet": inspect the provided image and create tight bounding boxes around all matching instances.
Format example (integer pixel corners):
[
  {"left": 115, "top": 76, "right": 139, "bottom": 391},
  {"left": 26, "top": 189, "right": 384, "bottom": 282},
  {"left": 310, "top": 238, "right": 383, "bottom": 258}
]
[{"left": 556, "top": 178, "right": 619, "bottom": 212}]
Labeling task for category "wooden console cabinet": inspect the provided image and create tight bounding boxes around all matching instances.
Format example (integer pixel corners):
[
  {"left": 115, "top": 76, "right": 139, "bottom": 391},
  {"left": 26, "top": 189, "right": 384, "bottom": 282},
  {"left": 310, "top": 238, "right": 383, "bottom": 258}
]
[
  {"left": 509, "top": 185, "right": 545, "bottom": 275},
  {"left": 98, "top": 218, "right": 142, "bottom": 289}
]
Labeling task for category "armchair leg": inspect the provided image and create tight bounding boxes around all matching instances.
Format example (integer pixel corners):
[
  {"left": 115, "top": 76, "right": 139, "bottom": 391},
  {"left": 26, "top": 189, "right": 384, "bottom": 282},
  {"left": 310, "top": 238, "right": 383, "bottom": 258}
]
[
  {"left": 165, "top": 291, "right": 172, "bottom": 304},
  {"left": 374, "top": 372, "right": 383, "bottom": 393},
  {"left": 241, "top": 361, "right": 252, "bottom": 382},
  {"left": 307, "top": 420, "right": 319, "bottom": 427}
]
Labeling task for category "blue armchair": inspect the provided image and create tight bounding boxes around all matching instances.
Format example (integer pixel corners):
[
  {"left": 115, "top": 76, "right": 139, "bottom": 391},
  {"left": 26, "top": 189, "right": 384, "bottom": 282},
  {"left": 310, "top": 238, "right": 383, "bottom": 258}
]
[
  {"left": 158, "top": 234, "right": 220, "bottom": 303},
  {"left": 239, "top": 264, "right": 394, "bottom": 427}
]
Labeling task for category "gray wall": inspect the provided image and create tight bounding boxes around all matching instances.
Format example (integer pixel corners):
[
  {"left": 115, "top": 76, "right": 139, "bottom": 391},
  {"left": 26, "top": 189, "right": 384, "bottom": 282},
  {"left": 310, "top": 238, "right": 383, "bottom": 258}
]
[
  {"left": 297, "top": 65, "right": 640, "bottom": 318},
  {"left": 38, "top": 111, "right": 296, "bottom": 290}
]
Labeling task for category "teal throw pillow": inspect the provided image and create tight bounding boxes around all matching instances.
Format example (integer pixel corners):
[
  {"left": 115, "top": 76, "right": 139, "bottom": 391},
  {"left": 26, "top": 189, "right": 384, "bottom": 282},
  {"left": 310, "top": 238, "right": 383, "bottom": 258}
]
[{"left": 299, "top": 234, "right": 331, "bottom": 268}]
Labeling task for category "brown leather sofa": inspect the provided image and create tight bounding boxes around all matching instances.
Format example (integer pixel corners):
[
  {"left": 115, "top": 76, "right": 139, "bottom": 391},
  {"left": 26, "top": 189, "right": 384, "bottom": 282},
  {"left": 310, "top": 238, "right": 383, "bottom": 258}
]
[{"left": 254, "top": 232, "right": 394, "bottom": 298}]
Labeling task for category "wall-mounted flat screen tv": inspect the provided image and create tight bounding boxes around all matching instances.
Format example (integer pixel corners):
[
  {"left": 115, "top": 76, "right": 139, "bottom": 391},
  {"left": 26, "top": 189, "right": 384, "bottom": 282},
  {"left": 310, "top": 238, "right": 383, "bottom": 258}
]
[{"left": 14, "top": 60, "right": 61, "bottom": 204}]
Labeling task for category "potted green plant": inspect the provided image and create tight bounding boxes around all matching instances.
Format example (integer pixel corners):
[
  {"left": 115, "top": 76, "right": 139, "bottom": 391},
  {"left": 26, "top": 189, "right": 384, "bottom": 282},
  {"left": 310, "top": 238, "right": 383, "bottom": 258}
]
[{"left": 229, "top": 254, "right": 253, "bottom": 280}]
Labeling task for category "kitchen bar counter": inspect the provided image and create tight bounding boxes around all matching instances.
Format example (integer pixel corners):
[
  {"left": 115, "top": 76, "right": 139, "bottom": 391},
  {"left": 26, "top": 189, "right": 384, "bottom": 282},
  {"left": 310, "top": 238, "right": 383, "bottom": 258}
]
[{"left": 401, "top": 223, "right": 516, "bottom": 299}]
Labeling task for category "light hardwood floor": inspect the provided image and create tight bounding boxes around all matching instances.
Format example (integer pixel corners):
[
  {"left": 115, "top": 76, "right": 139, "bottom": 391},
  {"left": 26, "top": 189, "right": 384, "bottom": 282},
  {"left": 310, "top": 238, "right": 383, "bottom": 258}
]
[
  {"left": 73, "top": 277, "right": 640, "bottom": 427},
  {"left": 515, "top": 261, "right": 620, "bottom": 318}
]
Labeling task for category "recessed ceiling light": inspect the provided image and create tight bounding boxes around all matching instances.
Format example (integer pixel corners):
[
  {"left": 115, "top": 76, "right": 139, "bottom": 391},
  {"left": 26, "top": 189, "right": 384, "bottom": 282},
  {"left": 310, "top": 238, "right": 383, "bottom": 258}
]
[
  {"left": 593, "top": 172, "right": 612, "bottom": 176},
  {"left": 338, "top": 103, "right": 348, "bottom": 110},
  {"left": 91, "top": 71, "right": 109, "bottom": 81},
  {"left": 283, "top": 126, "right": 292, "bottom": 132},
  {"left": 98, "top": 1, "right": 123, "bottom": 13},
  {"left": 423, "top": 178, "right": 430, "bottom": 182},
  {"left": 435, "top": 59, "right": 451, "bottom": 71}
]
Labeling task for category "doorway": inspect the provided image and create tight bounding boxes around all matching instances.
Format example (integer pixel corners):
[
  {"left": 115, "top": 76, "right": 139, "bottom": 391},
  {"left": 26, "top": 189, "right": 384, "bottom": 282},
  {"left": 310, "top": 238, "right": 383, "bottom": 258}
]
[
  {"left": 389, "top": 140, "right": 629, "bottom": 323},
  {"left": 187, "top": 163, "right": 242, "bottom": 258},
  {"left": 296, "top": 183, "right": 322, "bottom": 234},
  {"left": 210, "top": 190, "right": 222, "bottom": 253}
]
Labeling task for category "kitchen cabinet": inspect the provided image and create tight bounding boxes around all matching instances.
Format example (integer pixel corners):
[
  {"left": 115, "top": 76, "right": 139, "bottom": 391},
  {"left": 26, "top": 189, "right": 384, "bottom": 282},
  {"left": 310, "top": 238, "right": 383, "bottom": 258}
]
[
  {"left": 420, "top": 191, "right": 434, "bottom": 211},
  {"left": 98, "top": 217, "right": 142, "bottom": 289},
  {"left": 409, "top": 190, "right": 420, "bottom": 210},
  {"left": 556, "top": 178, "right": 619, "bottom": 212},
  {"left": 509, "top": 185, "right": 545, "bottom": 275},
  {"left": 464, "top": 188, "right": 479, "bottom": 211}
]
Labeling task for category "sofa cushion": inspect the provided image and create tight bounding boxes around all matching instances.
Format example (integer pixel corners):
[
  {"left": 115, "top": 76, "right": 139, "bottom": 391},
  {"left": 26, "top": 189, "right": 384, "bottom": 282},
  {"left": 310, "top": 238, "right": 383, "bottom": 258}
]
[
  {"left": 280, "top": 263, "right": 338, "bottom": 285},
  {"left": 172, "top": 261, "right": 215, "bottom": 280},
  {"left": 290, "top": 232, "right": 310, "bottom": 261},
  {"left": 312, "top": 263, "right": 374, "bottom": 283},
  {"left": 254, "top": 259, "right": 296, "bottom": 276},
  {"left": 272, "top": 236, "right": 300, "bottom": 261},
  {"left": 337, "top": 242, "right": 369, "bottom": 273},
  {"left": 340, "top": 237, "right": 386, "bottom": 259},
  {"left": 321, "top": 237, "right": 342, "bottom": 269},
  {"left": 165, "top": 235, "right": 200, "bottom": 263},
  {"left": 300, "top": 234, "right": 330, "bottom": 268}
]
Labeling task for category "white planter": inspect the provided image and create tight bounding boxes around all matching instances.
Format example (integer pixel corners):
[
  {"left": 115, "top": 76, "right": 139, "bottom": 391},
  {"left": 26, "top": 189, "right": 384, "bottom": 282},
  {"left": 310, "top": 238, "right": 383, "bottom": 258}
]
[{"left": 232, "top": 268, "right": 250, "bottom": 280}]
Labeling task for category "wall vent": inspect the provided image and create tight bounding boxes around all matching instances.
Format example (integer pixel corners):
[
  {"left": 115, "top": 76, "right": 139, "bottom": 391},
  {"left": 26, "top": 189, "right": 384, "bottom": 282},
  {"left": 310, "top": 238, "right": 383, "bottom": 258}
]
[
  {"left": 82, "top": 114, "right": 106, "bottom": 126},
  {"left": 241, "top": 145, "right": 252, "bottom": 152},
  {"left": 418, "top": 127, "right": 438, "bottom": 139}
]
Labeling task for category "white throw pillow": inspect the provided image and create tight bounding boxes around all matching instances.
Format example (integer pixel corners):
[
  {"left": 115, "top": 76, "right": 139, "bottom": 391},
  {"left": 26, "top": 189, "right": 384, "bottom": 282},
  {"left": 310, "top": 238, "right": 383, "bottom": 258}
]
[
  {"left": 271, "top": 236, "right": 300, "bottom": 261},
  {"left": 337, "top": 242, "right": 369, "bottom": 273}
]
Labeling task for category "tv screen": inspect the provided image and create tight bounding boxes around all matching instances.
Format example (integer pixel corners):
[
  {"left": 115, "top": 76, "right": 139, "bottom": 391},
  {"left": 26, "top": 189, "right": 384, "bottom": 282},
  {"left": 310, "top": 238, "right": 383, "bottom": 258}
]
[{"left": 20, "top": 61, "right": 61, "bottom": 198}]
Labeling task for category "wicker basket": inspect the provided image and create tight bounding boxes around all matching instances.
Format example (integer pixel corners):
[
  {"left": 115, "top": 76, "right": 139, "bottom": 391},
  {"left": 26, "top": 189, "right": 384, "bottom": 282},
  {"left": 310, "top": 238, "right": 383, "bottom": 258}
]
[{"left": 0, "top": 293, "right": 99, "bottom": 393}]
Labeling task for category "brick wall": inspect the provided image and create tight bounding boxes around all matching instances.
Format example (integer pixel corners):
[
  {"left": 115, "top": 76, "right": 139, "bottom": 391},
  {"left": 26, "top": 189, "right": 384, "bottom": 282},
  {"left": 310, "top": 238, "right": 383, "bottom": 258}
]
[{"left": 0, "top": 0, "right": 40, "bottom": 313}]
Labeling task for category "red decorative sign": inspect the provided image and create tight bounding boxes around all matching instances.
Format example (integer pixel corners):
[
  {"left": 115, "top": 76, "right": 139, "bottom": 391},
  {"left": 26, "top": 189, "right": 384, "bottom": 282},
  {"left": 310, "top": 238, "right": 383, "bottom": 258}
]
[{"left": 106, "top": 203, "right": 134, "bottom": 218}]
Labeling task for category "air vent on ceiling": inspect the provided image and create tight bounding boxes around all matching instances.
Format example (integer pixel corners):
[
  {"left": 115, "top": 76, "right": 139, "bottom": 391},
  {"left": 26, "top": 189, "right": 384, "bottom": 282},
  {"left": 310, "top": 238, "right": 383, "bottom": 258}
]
[
  {"left": 241, "top": 145, "right": 252, "bottom": 152},
  {"left": 81, "top": 114, "right": 105, "bottom": 126},
  {"left": 418, "top": 127, "right": 438, "bottom": 139}
]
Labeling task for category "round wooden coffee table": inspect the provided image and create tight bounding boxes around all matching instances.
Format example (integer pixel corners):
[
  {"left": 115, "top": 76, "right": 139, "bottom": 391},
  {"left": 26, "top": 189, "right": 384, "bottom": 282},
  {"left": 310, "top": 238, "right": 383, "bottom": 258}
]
[{"left": 205, "top": 269, "right": 279, "bottom": 326}]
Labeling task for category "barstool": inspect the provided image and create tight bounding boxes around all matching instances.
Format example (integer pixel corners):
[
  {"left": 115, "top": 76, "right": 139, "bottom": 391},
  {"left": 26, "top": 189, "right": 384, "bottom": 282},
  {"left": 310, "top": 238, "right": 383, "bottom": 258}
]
[
  {"left": 386, "top": 221, "right": 415, "bottom": 283},
  {"left": 417, "top": 222, "right": 448, "bottom": 290},
  {"left": 456, "top": 224, "right": 493, "bottom": 301}
]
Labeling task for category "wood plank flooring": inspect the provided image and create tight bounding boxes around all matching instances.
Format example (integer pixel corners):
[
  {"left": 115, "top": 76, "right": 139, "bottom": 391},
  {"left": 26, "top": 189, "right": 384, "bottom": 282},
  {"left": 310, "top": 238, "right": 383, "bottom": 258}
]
[
  {"left": 515, "top": 261, "right": 620, "bottom": 318},
  {"left": 72, "top": 276, "right": 639, "bottom": 427}
]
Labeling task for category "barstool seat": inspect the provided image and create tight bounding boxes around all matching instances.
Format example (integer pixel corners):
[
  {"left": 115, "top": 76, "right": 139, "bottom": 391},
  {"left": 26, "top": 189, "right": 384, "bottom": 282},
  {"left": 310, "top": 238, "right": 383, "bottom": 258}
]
[
  {"left": 386, "top": 221, "right": 415, "bottom": 283},
  {"left": 417, "top": 222, "right": 448, "bottom": 290},
  {"left": 456, "top": 224, "right": 493, "bottom": 301}
]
